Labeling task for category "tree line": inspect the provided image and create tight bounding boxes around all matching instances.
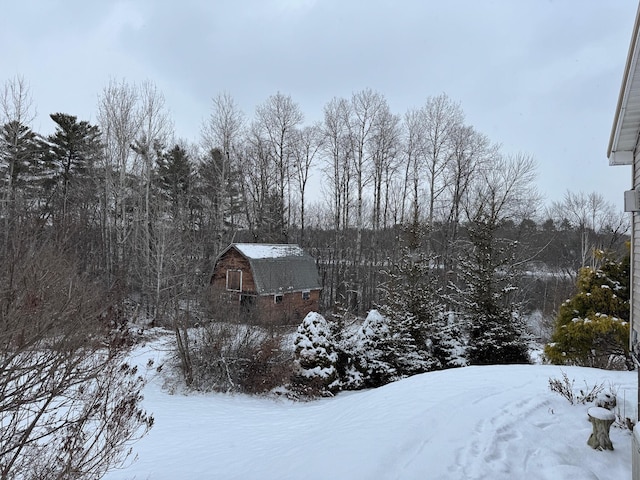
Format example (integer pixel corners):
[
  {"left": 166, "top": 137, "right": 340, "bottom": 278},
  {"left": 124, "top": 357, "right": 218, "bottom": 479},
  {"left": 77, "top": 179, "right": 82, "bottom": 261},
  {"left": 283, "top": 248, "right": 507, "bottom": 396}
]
[{"left": 0, "top": 76, "right": 629, "bottom": 325}]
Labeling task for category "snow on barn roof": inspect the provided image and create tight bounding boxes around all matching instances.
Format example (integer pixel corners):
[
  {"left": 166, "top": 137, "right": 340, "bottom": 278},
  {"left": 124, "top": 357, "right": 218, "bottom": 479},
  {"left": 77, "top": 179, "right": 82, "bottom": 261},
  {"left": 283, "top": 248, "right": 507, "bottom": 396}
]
[
  {"left": 223, "top": 243, "right": 321, "bottom": 295},
  {"left": 234, "top": 243, "right": 305, "bottom": 259}
]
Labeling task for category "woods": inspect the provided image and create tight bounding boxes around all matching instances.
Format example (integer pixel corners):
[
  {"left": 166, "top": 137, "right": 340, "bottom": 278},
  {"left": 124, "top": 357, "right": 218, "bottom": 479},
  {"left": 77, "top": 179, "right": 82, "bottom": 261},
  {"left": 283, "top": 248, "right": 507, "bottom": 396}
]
[{"left": 0, "top": 76, "right": 629, "bottom": 325}]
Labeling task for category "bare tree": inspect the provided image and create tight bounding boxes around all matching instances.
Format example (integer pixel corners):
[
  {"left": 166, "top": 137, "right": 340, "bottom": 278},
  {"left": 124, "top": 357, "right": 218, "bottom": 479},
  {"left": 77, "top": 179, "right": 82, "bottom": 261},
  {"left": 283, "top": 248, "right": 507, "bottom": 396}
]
[
  {"left": 97, "top": 79, "right": 141, "bottom": 280},
  {"left": 0, "top": 231, "right": 152, "bottom": 479},
  {"left": 200, "top": 92, "right": 245, "bottom": 255},
  {"left": 292, "top": 123, "right": 323, "bottom": 243},
  {"left": 321, "top": 97, "right": 353, "bottom": 232},
  {"left": 345, "top": 89, "right": 386, "bottom": 264},
  {"left": 253, "top": 92, "right": 304, "bottom": 241},
  {"left": 400, "top": 107, "right": 425, "bottom": 232},
  {"left": 398, "top": 94, "right": 463, "bottom": 248},
  {"left": 0, "top": 76, "right": 35, "bottom": 128},
  {"left": 368, "top": 105, "right": 400, "bottom": 231},
  {"left": 421, "top": 94, "right": 464, "bottom": 235},
  {"left": 318, "top": 97, "right": 354, "bottom": 310},
  {"left": 440, "top": 125, "right": 495, "bottom": 276},
  {"left": 130, "top": 81, "right": 173, "bottom": 319},
  {"left": 239, "top": 125, "right": 280, "bottom": 241},
  {"left": 548, "top": 190, "right": 629, "bottom": 269}
]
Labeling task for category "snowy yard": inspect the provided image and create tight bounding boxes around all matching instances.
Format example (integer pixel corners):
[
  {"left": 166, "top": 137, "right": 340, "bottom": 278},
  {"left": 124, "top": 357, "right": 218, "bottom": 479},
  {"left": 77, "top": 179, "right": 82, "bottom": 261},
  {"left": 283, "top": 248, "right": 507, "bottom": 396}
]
[{"left": 105, "top": 335, "right": 636, "bottom": 480}]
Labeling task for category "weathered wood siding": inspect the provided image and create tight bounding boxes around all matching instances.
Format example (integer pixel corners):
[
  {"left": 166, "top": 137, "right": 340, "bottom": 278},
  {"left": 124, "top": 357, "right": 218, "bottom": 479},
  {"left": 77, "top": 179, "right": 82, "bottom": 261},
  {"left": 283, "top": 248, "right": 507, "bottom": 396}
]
[
  {"left": 211, "top": 249, "right": 256, "bottom": 293},
  {"left": 256, "top": 289, "right": 321, "bottom": 323}
]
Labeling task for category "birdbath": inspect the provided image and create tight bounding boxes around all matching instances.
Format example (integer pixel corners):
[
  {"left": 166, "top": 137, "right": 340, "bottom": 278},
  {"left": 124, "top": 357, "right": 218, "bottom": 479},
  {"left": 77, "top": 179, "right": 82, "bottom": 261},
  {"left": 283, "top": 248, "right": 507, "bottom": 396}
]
[{"left": 587, "top": 406, "right": 616, "bottom": 451}]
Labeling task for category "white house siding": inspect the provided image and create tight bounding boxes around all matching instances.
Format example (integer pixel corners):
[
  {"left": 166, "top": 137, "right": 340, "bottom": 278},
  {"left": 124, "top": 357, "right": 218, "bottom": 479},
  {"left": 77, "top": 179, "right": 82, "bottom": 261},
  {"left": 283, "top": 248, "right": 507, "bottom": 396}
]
[{"left": 633, "top": 148, "right": 640, "bottom": 358}]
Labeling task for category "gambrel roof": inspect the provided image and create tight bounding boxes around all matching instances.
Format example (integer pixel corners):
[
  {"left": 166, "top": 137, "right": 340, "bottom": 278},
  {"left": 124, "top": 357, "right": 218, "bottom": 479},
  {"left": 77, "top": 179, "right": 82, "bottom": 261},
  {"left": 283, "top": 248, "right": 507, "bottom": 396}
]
[{"left": 220, "top": 243, "right": 321, "bottom": 295}]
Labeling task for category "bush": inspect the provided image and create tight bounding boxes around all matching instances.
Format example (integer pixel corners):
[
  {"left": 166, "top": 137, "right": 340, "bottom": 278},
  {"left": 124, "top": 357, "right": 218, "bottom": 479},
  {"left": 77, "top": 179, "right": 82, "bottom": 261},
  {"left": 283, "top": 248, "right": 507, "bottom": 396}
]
[
  {"left": 548, "top": 370, "right": 604, "bottom": 405},
  {"left": 174, "top": 322, "right": 292, "bottom": 394},
  {"left": 545, "top": 250, "right": 631, "bottom": 369}
]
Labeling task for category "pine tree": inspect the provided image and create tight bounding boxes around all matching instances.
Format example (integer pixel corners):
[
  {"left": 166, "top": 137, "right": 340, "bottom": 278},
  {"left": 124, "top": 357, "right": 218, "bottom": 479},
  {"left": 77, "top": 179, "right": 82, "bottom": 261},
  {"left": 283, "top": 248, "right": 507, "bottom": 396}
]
[
  {"left": 156, "top": 144, "right": 196, "bottom": 225},
  {"left": 0, "top": 120, "right": 41, "bottom": 252},
  {"left": 42, "top": 113, "right": 102, "bottom": 231},
  {"left": 292, "top": 312, "right": 339, "bottom": 393},
  {"left": 356, "top": 309, "right": 398, "bottom": 387},
  {"left": 460, "top": 217, "right": 530, "bottom": 365},
  {"left": 545, "top": 250, "right": 631, "bottom": 369},
  {"left": 0, "top": 121, "right": 38, "bottom": 193},
  {"left": 377, "top": 252, "right": 443, "bottom": 374}
]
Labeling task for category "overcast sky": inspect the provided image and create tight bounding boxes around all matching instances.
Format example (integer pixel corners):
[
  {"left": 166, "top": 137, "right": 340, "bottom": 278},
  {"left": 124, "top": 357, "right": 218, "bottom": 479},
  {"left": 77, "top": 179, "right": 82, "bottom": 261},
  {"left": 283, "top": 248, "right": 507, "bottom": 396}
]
[{"left": 1, "top": 0, "right": 637, "bottom": 211}]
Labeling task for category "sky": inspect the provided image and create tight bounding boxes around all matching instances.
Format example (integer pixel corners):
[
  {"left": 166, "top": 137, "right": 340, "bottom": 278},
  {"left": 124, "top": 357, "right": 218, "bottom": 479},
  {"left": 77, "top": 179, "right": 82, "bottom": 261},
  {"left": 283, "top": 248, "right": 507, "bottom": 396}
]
[{"left": 1, "top": 0, "right": 637, "bottom": 211}]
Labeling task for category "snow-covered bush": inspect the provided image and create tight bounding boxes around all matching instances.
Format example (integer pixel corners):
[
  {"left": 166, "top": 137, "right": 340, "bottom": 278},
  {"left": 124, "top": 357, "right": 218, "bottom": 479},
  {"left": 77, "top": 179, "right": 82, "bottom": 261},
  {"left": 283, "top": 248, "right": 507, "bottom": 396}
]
[
  {"left": 292, "top": 312, "right": 339, "bottom": 395},
  {"left": 357, "top": 309, "right": 398, "bottom": 387},
  {"left": 356, "top": 309, "right": 445, "bottom": 388},
  {"left": 327, "top": 309, "right": 366, "bottom": 391},
  {"left": 431, "top": 311, "right": 467, "bottom": 369}
]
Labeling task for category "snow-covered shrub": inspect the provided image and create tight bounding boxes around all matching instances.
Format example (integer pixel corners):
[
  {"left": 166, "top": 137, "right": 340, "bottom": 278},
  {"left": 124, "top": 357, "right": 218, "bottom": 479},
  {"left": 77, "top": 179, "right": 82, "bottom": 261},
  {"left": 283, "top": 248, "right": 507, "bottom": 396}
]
[
  {"left": 431, "top": 311, "right": 467, "bottom": 369},
  {"left": 328, "top": 309, "right": 366, "bottom": 391},
  {"left": 357, "top": 309, "right": 398, "bottom": 387},
  {"left": 355, "top": 308, "right": 445, "bottom": 388},
  {"left": 292, "top": 312, "right": 339, "bottom": 395}
]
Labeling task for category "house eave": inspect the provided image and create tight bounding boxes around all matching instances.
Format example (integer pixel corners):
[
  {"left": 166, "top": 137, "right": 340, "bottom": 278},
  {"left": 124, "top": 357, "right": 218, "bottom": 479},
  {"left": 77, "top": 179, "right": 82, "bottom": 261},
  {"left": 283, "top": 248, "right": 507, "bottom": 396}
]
[
  {"left": 609, "top": 150, "right": 634, "bottom": 166},
  {"left": 608, "top": 3, "right": 640, "bottom": 161}
]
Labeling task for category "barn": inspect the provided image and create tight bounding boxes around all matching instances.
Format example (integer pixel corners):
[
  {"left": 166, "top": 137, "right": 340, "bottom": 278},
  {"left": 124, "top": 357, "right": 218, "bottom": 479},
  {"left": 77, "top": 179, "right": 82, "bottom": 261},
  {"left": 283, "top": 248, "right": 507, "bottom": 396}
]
[{"left": 210, "top": 243, "right": 322, "bottom": 322}]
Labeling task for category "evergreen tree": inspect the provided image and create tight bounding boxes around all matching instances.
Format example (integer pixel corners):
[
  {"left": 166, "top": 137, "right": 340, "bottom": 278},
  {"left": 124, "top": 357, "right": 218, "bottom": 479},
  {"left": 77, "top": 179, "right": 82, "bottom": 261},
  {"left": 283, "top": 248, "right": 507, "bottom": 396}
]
[
  {"left": 357, "top": 309, "right": 397, "bottom": 387},
  {"left": 41, "top": 113, "right": 102, "bottom": 231},
  {"left": 156, "top": 144, "right": 196, "bottom": 224},
  {"left": 377, "top": 222, "right": 466, "bottom": 374},
  {"left": 460, "top": 217, "right": 530, "bottom": 365},
  {"left": 0, "top": 121, "right": 39, "bottom": 194},
  {"left": 378, "top": 252, "right": 444, "bottom": 374},
  {"left": 0, "top": 120, "right": 41, "bottom": 252},
  {"left": 545, "top": 250, "right": 631, "bottom": 369},
  {"left": 292, "top": 312, "right": 339, "bottom": 393}
]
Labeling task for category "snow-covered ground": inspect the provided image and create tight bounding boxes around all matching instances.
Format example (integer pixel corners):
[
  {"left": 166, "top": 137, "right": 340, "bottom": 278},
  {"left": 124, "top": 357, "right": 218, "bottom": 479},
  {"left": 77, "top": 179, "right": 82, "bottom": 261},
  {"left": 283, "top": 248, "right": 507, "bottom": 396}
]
[{"left": 105, "top": 334, "right": 636, "bottom": 480}]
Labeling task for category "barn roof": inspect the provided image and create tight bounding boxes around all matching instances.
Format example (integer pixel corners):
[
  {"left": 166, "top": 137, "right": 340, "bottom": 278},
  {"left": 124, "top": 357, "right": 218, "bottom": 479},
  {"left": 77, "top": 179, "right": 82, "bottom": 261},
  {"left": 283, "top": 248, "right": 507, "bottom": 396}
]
[{"left": 223, "top": 243, "right": 321, "bottom": 295}]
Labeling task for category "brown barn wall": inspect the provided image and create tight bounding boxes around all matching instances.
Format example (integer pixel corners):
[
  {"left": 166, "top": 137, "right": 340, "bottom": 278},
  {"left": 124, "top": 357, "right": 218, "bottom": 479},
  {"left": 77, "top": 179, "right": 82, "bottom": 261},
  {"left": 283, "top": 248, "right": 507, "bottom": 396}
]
[
  {"left": 211, "top": 249, "right": 256, "bottom": 293},
  {"left": 256, "top": 289, "right": 321, "bottom": 324}
]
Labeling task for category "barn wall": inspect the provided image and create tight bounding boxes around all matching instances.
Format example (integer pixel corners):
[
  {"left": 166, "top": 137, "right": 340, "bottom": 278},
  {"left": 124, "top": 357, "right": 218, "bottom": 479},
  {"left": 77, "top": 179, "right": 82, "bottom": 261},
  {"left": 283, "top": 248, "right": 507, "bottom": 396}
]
[
  {"left": 256, "top": 289, "right": 321, "bottom": 324},
  {"left": 211, "top": 249, "right": 256, "bottom": 293}
]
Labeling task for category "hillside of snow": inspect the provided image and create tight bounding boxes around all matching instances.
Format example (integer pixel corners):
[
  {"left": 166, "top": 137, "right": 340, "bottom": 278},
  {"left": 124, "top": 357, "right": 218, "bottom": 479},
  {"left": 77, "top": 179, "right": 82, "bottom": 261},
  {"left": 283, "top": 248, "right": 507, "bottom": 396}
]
[{"left": 104, "top": 336, "right": 636, "bottom": 480}]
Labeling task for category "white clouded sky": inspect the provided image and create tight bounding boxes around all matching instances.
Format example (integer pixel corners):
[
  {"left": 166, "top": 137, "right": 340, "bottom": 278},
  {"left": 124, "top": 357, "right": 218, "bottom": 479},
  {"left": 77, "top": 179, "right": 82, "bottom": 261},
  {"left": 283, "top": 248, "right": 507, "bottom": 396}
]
[{"left": 0, "top": 0, "right": 636, "bottom": 210}]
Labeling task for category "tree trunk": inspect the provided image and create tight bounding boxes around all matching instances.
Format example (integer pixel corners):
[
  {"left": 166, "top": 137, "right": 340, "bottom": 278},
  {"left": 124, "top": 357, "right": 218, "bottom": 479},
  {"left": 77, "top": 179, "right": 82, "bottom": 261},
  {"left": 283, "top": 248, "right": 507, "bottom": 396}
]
[{"left": 587, "top": 407, "right": 615, "bottom": 451}]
